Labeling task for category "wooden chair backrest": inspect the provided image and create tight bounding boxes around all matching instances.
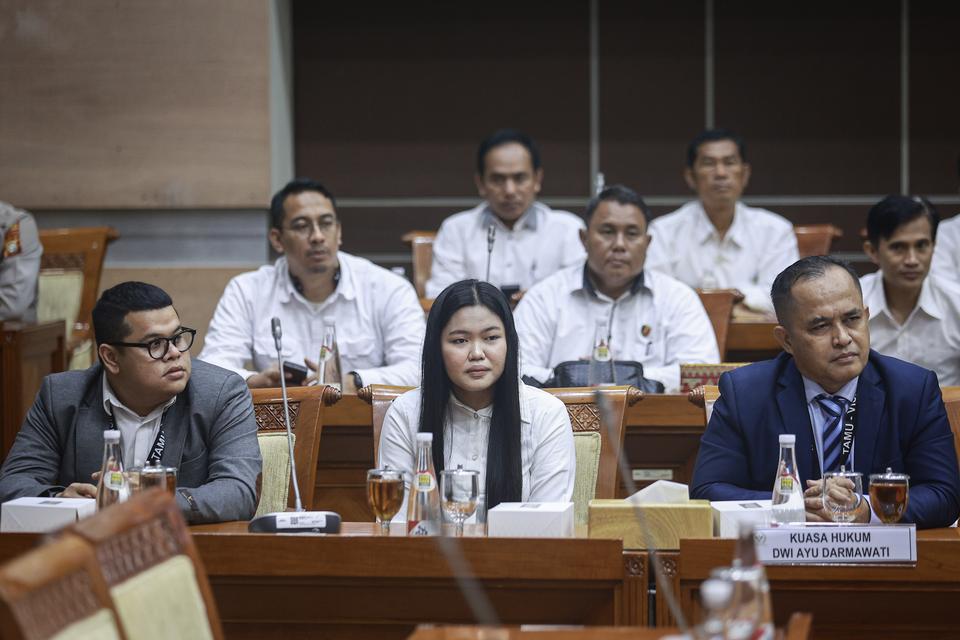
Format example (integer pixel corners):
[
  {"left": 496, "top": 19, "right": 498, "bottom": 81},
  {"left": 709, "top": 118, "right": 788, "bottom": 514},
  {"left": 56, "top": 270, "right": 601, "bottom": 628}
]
[
  {"left": 251, "top": 385, "right": 340, "bottom": 510},
  {"left": 794, "top": 224, "right": 842, "bottom": 258},
  {"left": 688, "top": 384, "right": 721, "bottom": 427},
  {"left": 360, "top": 384, "right": 641, "bottom": 499},
  {"left": 401, "top": 231, "right": 437, "bottom": 298},
  {"left": 784, "top": 612, "right": 814, "bottom": 640},
  {"left": 942, "top": 386, "right": 960, "bottom": 468},
  {"left": 70, "top": 489, "right": 223, "bottom": 640},
  {"left": 38, "top": 226, "right": 119, "bottom": 346},
  {"left": 695, "top": 289, "right": 742, "bottom": 360},
  {"left": 0, "top": 535, "right": 122, "bottom": 640}
]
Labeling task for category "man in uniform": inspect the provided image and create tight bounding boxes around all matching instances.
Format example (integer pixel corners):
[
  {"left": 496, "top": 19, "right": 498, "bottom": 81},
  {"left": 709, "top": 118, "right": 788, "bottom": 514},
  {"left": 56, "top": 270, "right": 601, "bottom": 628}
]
[{"left": 0, "top": 201, "right": 42, "bottom": 322}]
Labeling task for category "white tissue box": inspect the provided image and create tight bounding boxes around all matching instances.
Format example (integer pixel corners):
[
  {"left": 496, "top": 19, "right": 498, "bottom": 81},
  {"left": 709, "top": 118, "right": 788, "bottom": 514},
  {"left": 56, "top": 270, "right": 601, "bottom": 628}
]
[
  {"left": 488, "top": 502, "right": 574, "bottom": 538},
  {"left": 711, "top": 499, "right": 772, "bottom": 538},
  {"left": 1, "top": 497, "right": 97, "bottom": 533}
]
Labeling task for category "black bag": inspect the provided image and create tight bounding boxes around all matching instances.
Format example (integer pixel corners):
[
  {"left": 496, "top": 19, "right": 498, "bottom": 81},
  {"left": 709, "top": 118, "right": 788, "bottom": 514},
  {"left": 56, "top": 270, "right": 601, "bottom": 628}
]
[{"left": 529, "top": 360, "right": 665, "bottom": 394}]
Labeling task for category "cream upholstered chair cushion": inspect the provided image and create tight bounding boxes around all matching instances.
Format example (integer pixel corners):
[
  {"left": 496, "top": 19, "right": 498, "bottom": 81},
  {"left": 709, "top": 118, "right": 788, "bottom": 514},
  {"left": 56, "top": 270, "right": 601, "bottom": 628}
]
[
  {"left": 572, "top": 431, "right": 602, "bottom": 525},
  {"left": 255, "top": 431, "right": 294, "bottom": 517},
  {"left": 110, "top": 555, "right": 213, "bottom": 640},
  {"left": 37, "top": 270, "right": 88, "bottom": 370},
  {"left": 50, "top": 609, "right": 122, "bottom": 640}
]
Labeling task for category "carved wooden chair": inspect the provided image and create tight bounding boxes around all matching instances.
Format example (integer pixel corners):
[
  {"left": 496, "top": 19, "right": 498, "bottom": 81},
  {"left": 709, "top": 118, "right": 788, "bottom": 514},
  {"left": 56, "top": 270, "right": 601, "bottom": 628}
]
[
  {"left": 679, "top": 363, "right": 748, "bottom": 394},
  {"left": 70, "top": 489, "right": 223, "bottom": 640},
  {"left": 784, "top": 612, "right": 814, "bottom": 640},
  {"left": 358, "top": 384, "right": 642, "bottom": 524},
  {"left": 942, "top": 386, "right": 960, "bottom": 467},
  {"left": 687, "top": 384, "right": 721, "bottom": 427},
  {"left": 794, "top": 224, "right": 842, "bottom": 258},
  {"left": 0, "top": 535, "right": 123, "bottom": 640},
  {"left": 37, "top": 226, "right": 119, "bottom": 369},
  {"left": 695, "top": 288, "right": 743, "bottom": 360},
  {"left": 401, "top": 230, "right": 436, "bottom": 298},
  {"left": 251, "top": 385, "right": 341, "bottom": 514}
]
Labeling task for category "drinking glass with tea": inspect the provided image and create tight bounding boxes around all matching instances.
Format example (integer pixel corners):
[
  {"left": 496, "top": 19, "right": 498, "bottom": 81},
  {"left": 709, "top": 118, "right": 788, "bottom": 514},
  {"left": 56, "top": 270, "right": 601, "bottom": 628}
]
[
  {"left": 366, "top": 467, "right": 405, "bottom": 534},
  {"left": 869, "top": 468, "right": 909, "bottom": 524}
]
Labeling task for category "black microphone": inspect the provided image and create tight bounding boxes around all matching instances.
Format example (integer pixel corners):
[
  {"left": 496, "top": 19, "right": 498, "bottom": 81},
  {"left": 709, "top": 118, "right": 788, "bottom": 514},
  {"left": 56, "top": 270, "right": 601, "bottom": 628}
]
[
  {"left": 248, "top": 317, "right": 341, "bottom": 534},
  {"left": 485, "top": 224, "right": 496, "bottom": 282}
]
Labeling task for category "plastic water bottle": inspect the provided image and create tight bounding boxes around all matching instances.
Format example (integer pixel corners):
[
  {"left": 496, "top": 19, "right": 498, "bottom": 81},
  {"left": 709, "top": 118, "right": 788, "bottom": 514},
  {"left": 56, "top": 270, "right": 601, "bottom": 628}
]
[{"left": 771, "top": 433, "right": 805, "bottom": 525}]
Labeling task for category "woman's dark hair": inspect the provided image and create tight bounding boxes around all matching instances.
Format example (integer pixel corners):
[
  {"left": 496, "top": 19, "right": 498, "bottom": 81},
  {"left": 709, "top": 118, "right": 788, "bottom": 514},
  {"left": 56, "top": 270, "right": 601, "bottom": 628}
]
[{"left": 418, "top": 279, "right": 522, "bottom": 509}]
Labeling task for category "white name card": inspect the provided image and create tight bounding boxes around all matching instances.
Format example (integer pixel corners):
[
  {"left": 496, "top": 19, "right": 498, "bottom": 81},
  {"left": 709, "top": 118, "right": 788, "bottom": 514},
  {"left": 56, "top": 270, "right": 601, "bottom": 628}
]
[{"left": 754, "top": 524, "right": 916, "bottom": 565}]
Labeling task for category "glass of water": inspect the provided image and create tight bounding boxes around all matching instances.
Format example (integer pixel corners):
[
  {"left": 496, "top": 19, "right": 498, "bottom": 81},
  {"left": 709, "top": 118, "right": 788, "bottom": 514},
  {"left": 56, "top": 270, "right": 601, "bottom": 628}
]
[{"left": 440, "top": 466, "right": 479, "bottom": 536}]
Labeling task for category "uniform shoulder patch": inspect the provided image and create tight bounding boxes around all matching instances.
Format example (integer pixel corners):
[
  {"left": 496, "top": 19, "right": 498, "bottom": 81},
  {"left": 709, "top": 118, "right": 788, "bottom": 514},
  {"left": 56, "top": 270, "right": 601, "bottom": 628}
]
[{"left": 2, "top": 222, "right": 22, "bottom": 258}]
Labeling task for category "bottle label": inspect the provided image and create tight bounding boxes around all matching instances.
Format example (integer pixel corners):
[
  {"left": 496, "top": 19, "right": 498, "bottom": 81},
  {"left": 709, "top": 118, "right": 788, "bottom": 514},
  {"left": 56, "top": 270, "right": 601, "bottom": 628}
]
[
  {"left": 407, "top": 519, "right": 440, "bottom": 536},
  {"left": 106, "top": 470, "right": 124, "bottom": 490},
  {"left": 778, "top": 475, "right": 794, "bottom": 492},
  {"left": 593, "top": 342, "right": 611, "bottom": 362},
  {"left": 415, "top": 472, "right": 435, "bottom": 492}
]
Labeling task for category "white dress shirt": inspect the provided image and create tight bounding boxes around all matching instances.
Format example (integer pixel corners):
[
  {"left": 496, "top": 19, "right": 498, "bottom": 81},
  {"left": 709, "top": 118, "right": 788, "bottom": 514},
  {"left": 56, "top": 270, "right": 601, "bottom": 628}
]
[
  {"left": 860, "top": 272, "right": 960, "bottom": 386},
  {"left": 199, "top": 252, "right": 425, "bottom": 386},
  {"left": 425, "top": 201, "right": 586, "bottom": 298},
  {"left": 102, "top": 375, "right": 176, "bottom": 469},
  {"left": 646, "top": 200, "right": 799, "bottom": 312},
  {"left": 378, "top": 383, "right": 576, "bottom": 521},
  {"left": 513, "top": 263, "right": 720, "bottom": 392},
  {"left": 931, "top": 215, "right": 960, "bottom": 284}
]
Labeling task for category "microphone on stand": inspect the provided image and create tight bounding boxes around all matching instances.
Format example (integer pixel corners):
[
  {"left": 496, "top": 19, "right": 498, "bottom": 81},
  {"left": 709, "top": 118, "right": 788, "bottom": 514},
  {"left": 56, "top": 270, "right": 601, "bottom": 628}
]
[
  {"left": 248, "top": 317, "right": 342, "bottom": 534},
  {"left": 485, "top": 224, "right": 496, "bottom": 282}
]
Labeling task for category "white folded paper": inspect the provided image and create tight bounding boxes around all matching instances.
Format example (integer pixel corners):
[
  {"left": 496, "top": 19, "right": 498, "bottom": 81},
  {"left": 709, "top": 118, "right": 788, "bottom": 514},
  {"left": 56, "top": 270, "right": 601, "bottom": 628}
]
[{"left": 627, "top": 480, "right": 690, "bottom": 505}]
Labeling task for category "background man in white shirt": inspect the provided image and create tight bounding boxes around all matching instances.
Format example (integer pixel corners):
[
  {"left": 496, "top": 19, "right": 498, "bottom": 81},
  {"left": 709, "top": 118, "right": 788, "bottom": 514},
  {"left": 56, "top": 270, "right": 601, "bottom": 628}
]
[
  {"left": 514, "top": 185, "right": 719, "bottom": 392},
  {"left": 646, "top": 128, "right": 799, "bottom": 313},
  {"left": 861, "top": 195, "right": 960, "bottom": 385},
  {"left": 200, "top": 178, "right": 425, "bottom": 392},
  {"left": 930, "top": 155, "right": 960, "bottom": 283},
  {"left": 425, "top": 129, "right": 585, "bottom": 300}
]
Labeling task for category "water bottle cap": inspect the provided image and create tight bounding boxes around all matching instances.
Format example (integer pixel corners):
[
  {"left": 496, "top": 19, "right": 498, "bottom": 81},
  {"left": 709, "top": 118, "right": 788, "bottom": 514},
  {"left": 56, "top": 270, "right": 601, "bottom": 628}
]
[
  {"left": 416, "top": 432, "right": 433, "bottom": 442},
  {"left": 778, "top": 434, "right": 796, "bottom": 445},
  {"left": 103, "top": 429, "right": 121, "bottom": 442}
]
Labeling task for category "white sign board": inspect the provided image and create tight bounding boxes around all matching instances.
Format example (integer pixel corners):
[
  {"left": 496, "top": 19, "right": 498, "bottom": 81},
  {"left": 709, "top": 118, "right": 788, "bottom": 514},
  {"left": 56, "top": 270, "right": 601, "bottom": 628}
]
[{"left": 754, "top": 524, "right": 916, "bottom": 565}]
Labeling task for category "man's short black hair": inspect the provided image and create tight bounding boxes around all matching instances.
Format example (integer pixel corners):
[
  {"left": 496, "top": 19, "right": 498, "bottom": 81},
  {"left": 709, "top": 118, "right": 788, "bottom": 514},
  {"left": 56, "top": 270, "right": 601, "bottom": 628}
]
[
  {"left": 476, "top": 129, "right": 541, "bottom": 176},
  {"left": 771, "top": 256, "right": 862, "bottom": 327},
  {"left": 686, "top": 128, "right": 747, "bottom": 167},
  {"left": 866, "top": 194, "right": 940, "bottom": 246},
  {"left": 93, "top": 282, "right": 174, "bottom": 346},
  {"left": 583, "top": 184, "right": 651, "bottom": 225},
  {"left": 269, "top": 178, "right": 337, "bottom": 230}
]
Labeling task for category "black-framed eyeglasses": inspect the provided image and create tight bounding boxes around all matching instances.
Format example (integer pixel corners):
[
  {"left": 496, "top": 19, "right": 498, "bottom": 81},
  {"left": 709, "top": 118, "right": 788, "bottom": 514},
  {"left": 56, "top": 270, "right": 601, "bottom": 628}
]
[{"left": 108, "top": 328, "right": 196, "bottom": 360}]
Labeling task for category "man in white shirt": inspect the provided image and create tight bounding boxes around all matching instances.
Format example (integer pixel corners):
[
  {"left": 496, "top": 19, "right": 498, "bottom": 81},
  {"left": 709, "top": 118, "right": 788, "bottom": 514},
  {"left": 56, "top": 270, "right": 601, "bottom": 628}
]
[
  {"left": 199, "top": 178, "right": 425, "bottom": 391},
  {"left": 514, "top": 185, "right": 720, "bottom": 392},
  {"left": 425, "top": 129, "right": 586, "bottom": 300},
  {"left": 646, "top": 129, "right": 799, "bottom": 313},
  {"left": 861, "top": 195, "right": 960, "bottom": 385}
]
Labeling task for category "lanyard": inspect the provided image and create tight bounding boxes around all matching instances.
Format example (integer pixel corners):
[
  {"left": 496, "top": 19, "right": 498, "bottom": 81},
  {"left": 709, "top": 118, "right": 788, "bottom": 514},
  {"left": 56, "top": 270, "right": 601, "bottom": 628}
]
[
  {"left": 836, "top": 394, "right": 858, "bottom": 469},
  {"left": 105, "top": 406, "right": 167, "bottom": 465}
]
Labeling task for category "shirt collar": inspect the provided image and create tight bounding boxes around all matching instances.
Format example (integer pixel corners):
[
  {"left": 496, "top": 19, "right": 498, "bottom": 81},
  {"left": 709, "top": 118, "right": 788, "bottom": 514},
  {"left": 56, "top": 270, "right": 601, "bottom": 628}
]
[
  {"left": 278, "top": 254, "right": 355, "bottom": 306},
  {"left": 447, "top": 383, "right": 533, "bottom": 424},
  {"left": 864, "top": 273, "right": 943, "bottom": 322},
  {"left": 101, "top": 373, "right": 176, "bottom": 422},
  {"left": 693, "top": 200, "right": 746, "bottom": 248},
  {"left": 802, "top": 374, "right": 859, "bottom": 406},
  {"left": 480, "top": 202, "right": 540, "bottom": 232},
  {"left": 577, "top": 262, "right": 648, "bottom": 300}
]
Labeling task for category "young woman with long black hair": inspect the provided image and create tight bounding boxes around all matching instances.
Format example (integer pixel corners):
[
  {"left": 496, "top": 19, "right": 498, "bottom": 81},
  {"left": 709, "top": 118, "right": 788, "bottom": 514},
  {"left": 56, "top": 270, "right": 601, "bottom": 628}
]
[{"left": 379, "top": 279, "right": 575, "bottom": 518}]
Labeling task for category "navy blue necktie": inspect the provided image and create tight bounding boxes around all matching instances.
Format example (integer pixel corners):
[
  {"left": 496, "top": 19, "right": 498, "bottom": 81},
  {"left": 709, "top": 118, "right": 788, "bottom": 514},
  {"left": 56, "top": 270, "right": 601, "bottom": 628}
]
[{"left": 816, "top": 394, "right": 849, "bottom": 473}]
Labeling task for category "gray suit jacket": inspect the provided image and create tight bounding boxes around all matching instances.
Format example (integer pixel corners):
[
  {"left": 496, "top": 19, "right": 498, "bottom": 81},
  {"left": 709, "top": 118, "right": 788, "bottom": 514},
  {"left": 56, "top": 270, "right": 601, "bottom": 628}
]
[{"left": 0, "top": 359, "right": 261, "bottom": 523}]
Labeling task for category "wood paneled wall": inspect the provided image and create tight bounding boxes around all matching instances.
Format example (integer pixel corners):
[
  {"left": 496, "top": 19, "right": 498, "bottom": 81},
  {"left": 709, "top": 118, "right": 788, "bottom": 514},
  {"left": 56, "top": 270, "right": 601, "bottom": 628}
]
[
  {"left": 0, "top": 0, "right": 271, "bottom": 209},
  {"left": 292, "top": 0, "right": 960, "bottom": 258}
]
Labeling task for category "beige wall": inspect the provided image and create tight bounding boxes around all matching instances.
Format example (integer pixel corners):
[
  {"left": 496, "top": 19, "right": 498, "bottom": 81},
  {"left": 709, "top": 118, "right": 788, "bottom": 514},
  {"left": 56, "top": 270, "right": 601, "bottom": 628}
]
[{"left": 0, "top": 0, "right": 272, "bottom": 209}]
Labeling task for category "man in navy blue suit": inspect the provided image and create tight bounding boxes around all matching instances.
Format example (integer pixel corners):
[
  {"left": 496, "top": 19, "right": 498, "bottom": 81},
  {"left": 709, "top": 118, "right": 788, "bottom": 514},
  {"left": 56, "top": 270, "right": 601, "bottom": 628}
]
[{"left": 691, "top": 256, "right": 960, "bottom": 529}]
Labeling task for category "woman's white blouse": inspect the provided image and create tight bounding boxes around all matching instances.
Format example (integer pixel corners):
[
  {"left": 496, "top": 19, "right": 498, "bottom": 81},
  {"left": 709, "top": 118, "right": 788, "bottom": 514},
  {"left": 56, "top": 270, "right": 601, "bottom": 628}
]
[{"left": 378, "top": 382, "right": 576, "bottom": 520}]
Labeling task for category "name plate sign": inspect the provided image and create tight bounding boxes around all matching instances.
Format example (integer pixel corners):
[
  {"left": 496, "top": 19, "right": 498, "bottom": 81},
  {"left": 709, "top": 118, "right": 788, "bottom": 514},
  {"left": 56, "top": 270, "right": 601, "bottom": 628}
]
[{"left": 754, "top": 524, "right": 916, "bottom": 565}]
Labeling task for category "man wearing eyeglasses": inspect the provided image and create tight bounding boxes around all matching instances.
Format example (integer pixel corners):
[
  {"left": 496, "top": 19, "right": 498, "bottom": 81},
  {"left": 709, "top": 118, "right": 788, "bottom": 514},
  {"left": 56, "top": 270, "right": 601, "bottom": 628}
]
[
  {"left": 199, "top": 177, "right": 425, "bottom": 392},
  {"left": 0, "top": 282, "right": 262, "bottom": 524}
]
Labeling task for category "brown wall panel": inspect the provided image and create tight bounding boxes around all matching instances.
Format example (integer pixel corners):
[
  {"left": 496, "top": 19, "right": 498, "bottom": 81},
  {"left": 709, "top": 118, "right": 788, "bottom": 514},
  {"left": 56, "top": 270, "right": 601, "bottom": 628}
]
[
  {"left": 909, "top": 3, "right": 960, "bottom": 195},
  {"left": 0, "top": 0, "right": 271, "bottom": 209},
  {"left": 598, "top": 0, "right": 705, "bottom": 195},
  {"left": 293, "top": 2, "right": 591, "bottom": 198},
  {"left": 714, "top": 1, "right": 901, "bottom": 195}
]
